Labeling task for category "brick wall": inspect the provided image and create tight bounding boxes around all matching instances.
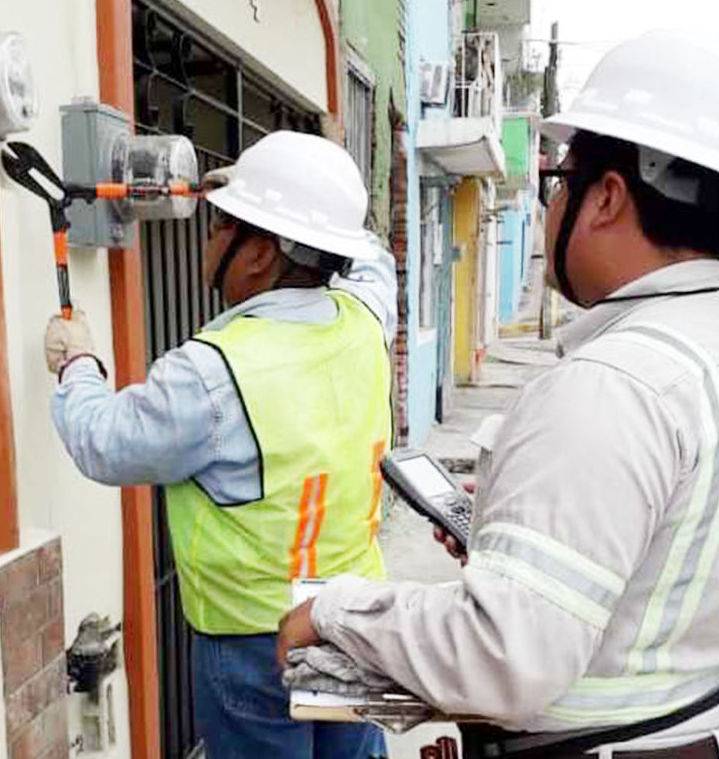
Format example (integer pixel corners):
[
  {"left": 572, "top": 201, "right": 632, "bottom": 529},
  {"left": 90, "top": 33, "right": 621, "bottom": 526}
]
[
  {"left": 0, "top": 537, "right": 68, "bottom": 759},
  {"left": 390, "top": 117, "right": 409, "bottom": 445}
]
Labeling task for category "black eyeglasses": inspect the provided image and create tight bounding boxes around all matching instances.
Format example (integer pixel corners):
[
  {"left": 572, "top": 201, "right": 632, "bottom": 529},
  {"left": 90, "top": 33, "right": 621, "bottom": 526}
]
[{"left": 539, "top": 168, "right": 576, "bottom": 208}]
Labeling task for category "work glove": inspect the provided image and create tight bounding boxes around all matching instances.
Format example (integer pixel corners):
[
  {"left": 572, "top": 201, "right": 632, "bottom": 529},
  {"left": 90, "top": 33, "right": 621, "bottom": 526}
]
[
  {"left": 282, "top": 643, "right": 398, "bottom": 697},
  {"left": 44, "top": 310, "right": 95, "bottom": 375}
]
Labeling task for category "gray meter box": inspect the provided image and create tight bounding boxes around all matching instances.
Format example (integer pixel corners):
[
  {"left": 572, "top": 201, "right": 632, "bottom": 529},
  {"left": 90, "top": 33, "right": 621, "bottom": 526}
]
[{"left": 60, "top": 99, "right": 134, "bottom": 248}]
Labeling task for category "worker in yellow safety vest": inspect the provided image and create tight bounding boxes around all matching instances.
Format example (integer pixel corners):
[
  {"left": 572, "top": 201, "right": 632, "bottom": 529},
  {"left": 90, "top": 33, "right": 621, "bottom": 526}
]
[{"left": 45, "top": 131, "right": 396, "bottom": 759}]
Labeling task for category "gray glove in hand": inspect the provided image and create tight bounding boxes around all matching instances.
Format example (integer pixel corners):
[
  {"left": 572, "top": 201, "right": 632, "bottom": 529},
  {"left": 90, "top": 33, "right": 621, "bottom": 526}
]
[
  {"left": 44, "top": 310, "right": 95, "bottom": 374},
  {"left": 282, "top": 644, "right": 397, "bottom": 697}
]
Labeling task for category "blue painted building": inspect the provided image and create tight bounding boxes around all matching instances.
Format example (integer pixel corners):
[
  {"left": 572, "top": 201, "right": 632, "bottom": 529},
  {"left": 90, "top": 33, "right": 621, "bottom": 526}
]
[
  {"left": 498, "top": 191, "right": 534, "bottom": 323},
  {"left": 405, "top": 0, "right": 454, "bottom": 445}
]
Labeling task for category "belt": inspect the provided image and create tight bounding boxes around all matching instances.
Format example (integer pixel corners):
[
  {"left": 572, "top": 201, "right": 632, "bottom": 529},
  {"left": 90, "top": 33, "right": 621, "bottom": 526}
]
[
  {"left": 461, "top": 733, "right": 719, "bottom": 758},
  {"left": 593, "top": 737, "right": 719, "bottom": 759}
]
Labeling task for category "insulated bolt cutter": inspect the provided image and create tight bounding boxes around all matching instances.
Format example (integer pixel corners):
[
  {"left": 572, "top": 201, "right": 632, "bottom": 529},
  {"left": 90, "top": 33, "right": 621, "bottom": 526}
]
[{"left": 1, "top": 141, "right": 202, "bottom": 319}]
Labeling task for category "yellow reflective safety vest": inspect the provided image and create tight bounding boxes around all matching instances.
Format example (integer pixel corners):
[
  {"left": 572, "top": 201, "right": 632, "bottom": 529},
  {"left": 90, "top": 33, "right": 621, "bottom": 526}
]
[{"left": 166, "top": 290, "right": 391, "bottom": 635}]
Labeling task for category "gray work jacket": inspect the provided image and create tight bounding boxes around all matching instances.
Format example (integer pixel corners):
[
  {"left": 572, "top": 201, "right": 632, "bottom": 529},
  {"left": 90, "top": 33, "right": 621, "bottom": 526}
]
[{"left": 312, "top": 259, "right": 719, "bottom": 750}]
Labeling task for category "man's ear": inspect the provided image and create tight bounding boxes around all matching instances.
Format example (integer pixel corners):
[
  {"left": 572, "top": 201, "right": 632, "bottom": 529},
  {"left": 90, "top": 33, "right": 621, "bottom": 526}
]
[
  {"left": 246, "top": 236, "right": 280, "bottom": 274},
  {"left": 588, "top": 170, "right": 631, "bottom": 231}
]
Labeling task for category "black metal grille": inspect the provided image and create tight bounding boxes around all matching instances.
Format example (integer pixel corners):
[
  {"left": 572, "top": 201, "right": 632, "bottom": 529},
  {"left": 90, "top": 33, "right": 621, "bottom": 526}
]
[
  {"left": 345, "top": 67, "right": 373, "bottom": 189},
  {"left": 131, "top": 2, "right": 319, "bottom": 756}
]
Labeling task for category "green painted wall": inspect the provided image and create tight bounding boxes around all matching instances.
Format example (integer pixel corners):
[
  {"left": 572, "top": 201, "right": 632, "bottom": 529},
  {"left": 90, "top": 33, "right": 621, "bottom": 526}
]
[
  {"left": 463, "top": 0, "right": 479, "bottom": 29},
  {"left": 502, "top": 117, "right": 530, "bottom": 179},
  {"left": 340, "top": 0, "right": 406, "bottom": 238}
]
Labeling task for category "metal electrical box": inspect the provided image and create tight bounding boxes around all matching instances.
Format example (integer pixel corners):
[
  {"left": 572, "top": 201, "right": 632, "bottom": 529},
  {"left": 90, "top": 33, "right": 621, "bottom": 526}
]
[{"left": 60, "top": 99, "right": 134, "bottom": 248}]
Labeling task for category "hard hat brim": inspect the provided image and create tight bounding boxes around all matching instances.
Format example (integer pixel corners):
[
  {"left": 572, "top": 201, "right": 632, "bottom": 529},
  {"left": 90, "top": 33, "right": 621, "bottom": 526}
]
[
  {"left": 206, "top": 185, "right": 379, "bottom": 262},
  {"left": 541, "top": 111, "right": 719, "bottom": 175}
]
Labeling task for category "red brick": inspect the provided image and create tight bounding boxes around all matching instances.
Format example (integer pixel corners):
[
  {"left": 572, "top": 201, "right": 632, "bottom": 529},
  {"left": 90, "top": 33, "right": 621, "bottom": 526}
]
[
  {"left": 3, "top": 584, "right": 51, "bottom": 647},
  {"left": 41, "top": 698, "right": 68, "bottom": 752},
  {"left": 0, "top": 553, "right": 39, "bottom": 611},
  {"left": 6, "top": 657, "right": 66, "bottom": 738},
  {"left": 9, "top": 716, "right": 44, "bottom": 759},
  {"left": 38, "top": 541, "right": 62, "bottom": 584},
  {"left": 38, "top": 743, "right": 69, "bottom": 759},
  {"left": 41, "top": 617, "right": 64, "bottom": 667},
  {"left": 9, "top": 697, "right": 67, "bottom": 759},
  {"left": 2, "top": 634, "right": 42, "bottom": 694},
  {"left": 47, "top": 580, "right": 63, "bottom": 621}
]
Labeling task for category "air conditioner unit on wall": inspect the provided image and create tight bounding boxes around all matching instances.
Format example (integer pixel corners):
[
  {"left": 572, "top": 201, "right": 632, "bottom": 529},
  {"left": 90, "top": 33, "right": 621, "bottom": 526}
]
[{"left": 420, "top": 62, "right": 450, "bottom": 105}]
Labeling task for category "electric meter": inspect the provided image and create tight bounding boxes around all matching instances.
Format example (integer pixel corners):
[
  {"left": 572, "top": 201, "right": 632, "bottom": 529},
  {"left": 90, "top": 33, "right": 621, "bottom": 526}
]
[
  {"left": 0, "top": 32, "right": 38, "bottom": 140},
  {"left": 112, "top": 134, "right": 199, "bottom": 220}
]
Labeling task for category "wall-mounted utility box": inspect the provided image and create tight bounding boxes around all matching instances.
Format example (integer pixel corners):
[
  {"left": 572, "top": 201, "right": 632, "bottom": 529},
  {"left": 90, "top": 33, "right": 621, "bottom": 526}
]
[{"left": 60, "top": 99, "right": 134, "bottom": 248}]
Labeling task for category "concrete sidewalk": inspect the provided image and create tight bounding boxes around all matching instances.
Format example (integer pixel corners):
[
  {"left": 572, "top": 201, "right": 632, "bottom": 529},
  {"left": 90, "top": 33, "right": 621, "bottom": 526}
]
[{"left": 424, "top": 336, "right": 558, "bottom": 473}]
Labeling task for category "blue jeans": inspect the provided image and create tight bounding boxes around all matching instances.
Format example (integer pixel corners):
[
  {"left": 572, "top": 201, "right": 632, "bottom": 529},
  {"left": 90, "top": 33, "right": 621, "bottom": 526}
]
[{"left": 193, "top": 632, "right": 387, "bottom": 759}]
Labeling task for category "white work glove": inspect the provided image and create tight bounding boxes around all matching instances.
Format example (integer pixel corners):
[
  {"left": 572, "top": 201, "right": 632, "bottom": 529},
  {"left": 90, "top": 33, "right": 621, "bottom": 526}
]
[
  {"left": 282, "top": 644, "right": 398, "bottom": 697},
  {"left": 44, "top": 310, "right": 95, "bottom": 375}
]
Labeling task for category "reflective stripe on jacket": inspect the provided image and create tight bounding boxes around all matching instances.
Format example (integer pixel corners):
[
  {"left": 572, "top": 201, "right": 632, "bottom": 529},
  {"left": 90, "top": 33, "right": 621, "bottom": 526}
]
[
  {"left": 167, "top": 290, "right": 391, "bottom": 635},
  {"left": 310, "top": 260, "right": 719, "bottom": 740}
]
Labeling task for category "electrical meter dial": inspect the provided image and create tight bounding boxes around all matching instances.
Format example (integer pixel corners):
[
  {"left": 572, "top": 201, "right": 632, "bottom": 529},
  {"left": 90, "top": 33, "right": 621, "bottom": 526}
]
[
  {"left": 111, "top": 134, "right": 198, "bottom": 220},
  {"left": 0, "top": 32, "right": 38, "bottom": 140}
]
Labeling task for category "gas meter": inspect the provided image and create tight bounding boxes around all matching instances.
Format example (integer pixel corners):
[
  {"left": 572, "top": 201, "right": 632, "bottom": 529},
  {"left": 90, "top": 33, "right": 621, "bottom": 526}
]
[{"left": 0, "top": 32, "right": 38, "bottom": 140}]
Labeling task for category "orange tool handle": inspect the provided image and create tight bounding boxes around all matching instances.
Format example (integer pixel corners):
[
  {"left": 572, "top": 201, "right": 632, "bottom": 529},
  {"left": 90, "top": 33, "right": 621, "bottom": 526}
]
[
  {"left": 167, "top": 181, "right": 195, "bottom": 197},
  {"left": 52, "top": 231, "right": 72, "bottom": 320},
  {"left": 94, "top": 183, "right": 129, "bottom": 200}
]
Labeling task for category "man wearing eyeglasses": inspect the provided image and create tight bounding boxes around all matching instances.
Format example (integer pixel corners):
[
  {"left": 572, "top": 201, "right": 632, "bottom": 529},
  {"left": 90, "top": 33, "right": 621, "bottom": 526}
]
[
  {"left": 278, "top": 31, "right": 719, "bottom": 758},
  {"left": 44, "top": 131, "right": 395, "bottom": 759}
]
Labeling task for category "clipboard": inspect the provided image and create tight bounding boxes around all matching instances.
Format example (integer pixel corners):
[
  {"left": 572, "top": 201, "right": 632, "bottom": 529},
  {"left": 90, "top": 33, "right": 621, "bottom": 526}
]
[{"left": 288, "top": 579, "right": 437, "bottom": 733}]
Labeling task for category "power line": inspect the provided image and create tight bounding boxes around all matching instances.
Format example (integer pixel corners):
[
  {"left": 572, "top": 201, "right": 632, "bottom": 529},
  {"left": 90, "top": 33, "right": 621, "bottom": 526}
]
[{"left": 525, "top": 37, "right": 617, "bottom": 47}]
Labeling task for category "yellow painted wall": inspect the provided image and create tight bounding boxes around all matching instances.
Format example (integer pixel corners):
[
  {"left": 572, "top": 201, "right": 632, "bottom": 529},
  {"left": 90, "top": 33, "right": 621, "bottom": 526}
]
[{"left": 453, "top": 179, "right": 481, "bottom": 384}]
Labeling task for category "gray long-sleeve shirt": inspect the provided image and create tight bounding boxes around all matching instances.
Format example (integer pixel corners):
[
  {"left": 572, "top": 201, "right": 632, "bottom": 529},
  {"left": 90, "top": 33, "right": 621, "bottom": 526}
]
[
  {"left": 52, "top": 248, "right": 397, "bottom": 504},
  {"left": 311, "top": 259, "right": 719, "bottom": 747}
]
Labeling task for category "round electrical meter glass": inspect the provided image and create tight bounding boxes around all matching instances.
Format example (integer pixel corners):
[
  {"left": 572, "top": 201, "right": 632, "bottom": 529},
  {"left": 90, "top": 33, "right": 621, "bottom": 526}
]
[
  {"left": 0, "top": 32, "right": 38, "bottom": 139},
  {"left": 113, "top": 134, "right": 199, "bottom": 220}
]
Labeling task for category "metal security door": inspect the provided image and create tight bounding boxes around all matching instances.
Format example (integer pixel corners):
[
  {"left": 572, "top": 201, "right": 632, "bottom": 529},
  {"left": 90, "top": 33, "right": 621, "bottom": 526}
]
[
  {"left": 435, "top": 191, "right": 454, "bottom": 422},
  {"left": 132, "top": 3, "right": 319, "bottom": 756}
]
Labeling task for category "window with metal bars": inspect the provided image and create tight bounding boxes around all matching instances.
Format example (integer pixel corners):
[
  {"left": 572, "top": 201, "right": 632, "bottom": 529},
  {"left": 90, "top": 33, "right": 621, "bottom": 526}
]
[
  {"left": 131, "top": 2, "right": 319, "bottom": 757},
  {"left": 345, "top": 64, "right": 374, "bottom": 189}
]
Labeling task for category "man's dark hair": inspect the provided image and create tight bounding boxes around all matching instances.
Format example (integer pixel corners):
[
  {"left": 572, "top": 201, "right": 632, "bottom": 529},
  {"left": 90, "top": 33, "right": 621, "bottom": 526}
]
[{"left": 570, "top": 130, "right": 719, "bottom": 258}]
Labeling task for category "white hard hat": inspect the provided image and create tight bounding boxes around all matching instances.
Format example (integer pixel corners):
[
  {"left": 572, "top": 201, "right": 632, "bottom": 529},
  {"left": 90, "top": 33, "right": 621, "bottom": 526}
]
[
  {"left": 207, "top": 130, "right": 377, "bottom": 261},
  {"left": 542, "top": 31, "right": 719, "bottom": 177}
]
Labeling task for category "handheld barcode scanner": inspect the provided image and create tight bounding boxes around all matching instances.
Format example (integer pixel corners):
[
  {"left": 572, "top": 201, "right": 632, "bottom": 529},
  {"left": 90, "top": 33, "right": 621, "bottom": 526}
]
[{"left": 380, "top": 449, "right": 473, "bottom": 549}]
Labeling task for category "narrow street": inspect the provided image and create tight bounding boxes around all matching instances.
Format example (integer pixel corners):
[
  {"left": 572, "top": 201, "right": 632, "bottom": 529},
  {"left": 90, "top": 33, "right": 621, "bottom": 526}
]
[{"left": 379, "top": 265, "right": 563, "bottom": 757}]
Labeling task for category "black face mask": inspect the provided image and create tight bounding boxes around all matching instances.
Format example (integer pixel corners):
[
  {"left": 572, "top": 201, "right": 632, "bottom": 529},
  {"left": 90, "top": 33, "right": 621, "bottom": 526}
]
[
  {"left": 551, "top": 172, "right": 595, "bottom": 306},
  {"left": 211, "top": 225, "right": 254, "bottom": 292}
]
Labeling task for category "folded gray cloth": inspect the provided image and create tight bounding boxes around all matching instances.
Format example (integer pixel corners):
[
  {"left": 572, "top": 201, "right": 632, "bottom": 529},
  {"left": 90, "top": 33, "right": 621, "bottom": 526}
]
[{"left": 282, "top": 643, "right": 398, "bottom": 697}]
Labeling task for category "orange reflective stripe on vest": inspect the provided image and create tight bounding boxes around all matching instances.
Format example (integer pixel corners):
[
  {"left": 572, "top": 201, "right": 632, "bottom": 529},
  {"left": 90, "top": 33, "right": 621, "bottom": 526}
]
[{"left": 290, "top": 473, "right": 328, "bottom": 579}]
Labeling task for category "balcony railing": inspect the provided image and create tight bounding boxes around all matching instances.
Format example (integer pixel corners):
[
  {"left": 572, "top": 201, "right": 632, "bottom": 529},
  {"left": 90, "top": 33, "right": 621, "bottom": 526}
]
[{"left": 453, "top": 31, "right": 502, "bottom": 135}]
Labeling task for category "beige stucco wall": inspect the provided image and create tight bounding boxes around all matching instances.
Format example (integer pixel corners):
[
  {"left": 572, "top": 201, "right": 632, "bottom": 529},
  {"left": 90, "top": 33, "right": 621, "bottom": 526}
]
[
  {"left": 173, "top": 0, "right": 328, "bottom": 112},
  {"left": 0, "top": 3, "right": 130, "bottom": 756},
  {"left": 1, "top": 2, "right": 330, "bottom": 755}
]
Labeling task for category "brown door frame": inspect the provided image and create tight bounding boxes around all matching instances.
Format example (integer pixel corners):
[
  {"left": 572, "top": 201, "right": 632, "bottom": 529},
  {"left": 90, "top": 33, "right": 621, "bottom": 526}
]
[
  {"left": 0, "top": 230, "right": 19, "bottom": 553},
  {"left": 95, "top": 1, "right": 340, "bottom": 757},
  {"left": 96, "top": 2, "right": 160, "bottom": 758}
]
